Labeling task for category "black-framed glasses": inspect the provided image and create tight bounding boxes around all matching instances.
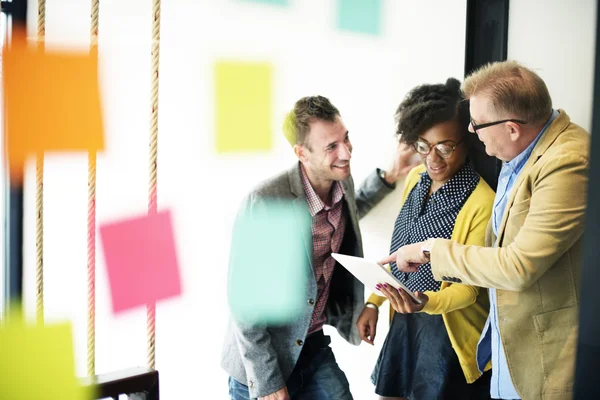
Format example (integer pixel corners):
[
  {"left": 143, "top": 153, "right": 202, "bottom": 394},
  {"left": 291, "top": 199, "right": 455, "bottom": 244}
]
[
  {"left": 470, "top": 118, "right": 528, "bottom": 133},
  {"left": 413, "top": 139, "right": 463, "bottom": 159}
]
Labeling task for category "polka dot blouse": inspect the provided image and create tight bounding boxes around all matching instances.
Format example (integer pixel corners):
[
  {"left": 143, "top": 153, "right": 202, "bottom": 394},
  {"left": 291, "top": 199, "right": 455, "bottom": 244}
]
[{"left": 389, "top": 160, "right": 480, "bottom": 293}]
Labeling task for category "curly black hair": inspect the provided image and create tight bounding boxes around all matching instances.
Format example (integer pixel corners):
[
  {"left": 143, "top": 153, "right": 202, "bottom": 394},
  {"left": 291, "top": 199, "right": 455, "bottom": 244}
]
[{"left": 395, "top": 78, "right": 469, "bottom": 145}]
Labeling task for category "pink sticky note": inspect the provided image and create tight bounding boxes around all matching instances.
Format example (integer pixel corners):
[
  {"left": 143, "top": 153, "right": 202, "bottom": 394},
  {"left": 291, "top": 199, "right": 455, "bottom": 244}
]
[{"left": 99, "top": 210, "right": 182, "bottom": 314}]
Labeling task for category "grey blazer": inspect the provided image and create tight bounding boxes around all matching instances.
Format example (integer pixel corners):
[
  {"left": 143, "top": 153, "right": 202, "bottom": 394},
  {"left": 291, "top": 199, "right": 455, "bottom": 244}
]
[{"left": 221, "top": 163, "right": 393, "bottom": 398}]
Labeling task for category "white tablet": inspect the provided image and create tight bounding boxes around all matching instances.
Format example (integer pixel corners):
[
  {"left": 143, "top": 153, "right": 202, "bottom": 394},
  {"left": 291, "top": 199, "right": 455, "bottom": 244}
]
[{"left": 332, "top": 253, "right": 422, "bottom": 304}]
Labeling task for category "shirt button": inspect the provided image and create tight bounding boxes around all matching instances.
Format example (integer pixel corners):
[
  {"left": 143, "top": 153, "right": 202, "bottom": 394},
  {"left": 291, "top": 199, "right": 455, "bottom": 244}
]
[
  {"left": 295, "top": 339, "right": 304, "bottom": 346},
  {"left": 308, "top": 298, "right": 315, "bottom": 306}
]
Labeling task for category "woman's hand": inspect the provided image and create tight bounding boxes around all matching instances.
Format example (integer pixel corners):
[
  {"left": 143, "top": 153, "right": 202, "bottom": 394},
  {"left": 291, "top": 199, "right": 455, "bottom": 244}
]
[
  {"left": 376, "top": 283, "right": 429, "bottom": 314},
  {"left": 357, "top": 305, "right": 379, "bottom": 345}
]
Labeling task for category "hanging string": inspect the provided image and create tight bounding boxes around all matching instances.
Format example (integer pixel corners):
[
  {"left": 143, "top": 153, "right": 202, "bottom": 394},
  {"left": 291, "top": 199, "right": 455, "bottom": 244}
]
[
  {"left": 147, "top": 0, "right": 162, "bottom": 371},
  {"left": 35, "top": 0, "right": 46, "bottom": 326},
  {"left": 87, "top": 0, "right": 100, "bottom": 378}
]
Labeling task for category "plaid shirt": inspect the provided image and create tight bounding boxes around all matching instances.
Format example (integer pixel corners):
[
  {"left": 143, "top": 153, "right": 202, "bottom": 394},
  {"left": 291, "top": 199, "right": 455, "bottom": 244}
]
[{"left": 300, "top": 165, "right": 347, "bottom": 335}]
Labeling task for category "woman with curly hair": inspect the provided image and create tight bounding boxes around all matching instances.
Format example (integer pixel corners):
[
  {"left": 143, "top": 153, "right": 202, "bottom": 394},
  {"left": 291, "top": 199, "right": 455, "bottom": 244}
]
[{"left": 356, "top": 78, "right": 494, "bottom": 399}]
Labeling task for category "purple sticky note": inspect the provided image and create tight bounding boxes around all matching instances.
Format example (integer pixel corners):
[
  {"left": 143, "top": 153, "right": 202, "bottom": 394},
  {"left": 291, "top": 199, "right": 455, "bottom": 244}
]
[{"left": 99, "top": 209, "right": 182, "bottom": 314}]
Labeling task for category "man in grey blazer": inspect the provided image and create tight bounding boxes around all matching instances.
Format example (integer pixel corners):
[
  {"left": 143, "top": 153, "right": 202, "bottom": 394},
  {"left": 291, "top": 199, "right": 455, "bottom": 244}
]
[{"left": 221, "top": 95, "right": 417, "bottom": 400}]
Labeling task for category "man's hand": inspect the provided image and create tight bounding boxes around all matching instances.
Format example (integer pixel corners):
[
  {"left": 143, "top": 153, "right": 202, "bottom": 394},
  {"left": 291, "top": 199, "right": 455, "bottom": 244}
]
[
  {"left": 259, "top": 386, "right": 290, "bottom": 400},
  {"left": 379, "top": 242, "right": 429, "bottom": 273},
  {"left": 377, "top": 283, "right": 429, "bottom": 314},
  {"left": 384, "top": 141, "right": 420, "bottom": 184},
  {"left": 357, "top": 306, "right": 378, "bottom": 345}
]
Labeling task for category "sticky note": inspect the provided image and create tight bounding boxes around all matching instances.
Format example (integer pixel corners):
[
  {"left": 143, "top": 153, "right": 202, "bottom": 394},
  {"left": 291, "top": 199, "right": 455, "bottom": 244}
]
[
  {"left": 228, "top": 199, "right": 311, "bottom": 325},
  {"left": 237, "top": 0, "right": 288, "bottom": 5},
  {"left": 0, "top": 320, "right": 94, "bottom": 400},
  {"left": 337, "top": 0, "right": 383, "bottom": 35},
  {"left": 99, "top": 210, "right": 182, "bottom": 314},
  {"left": 2, "top": 28, "right": 104, "bottom": 181},
  {"left": 215, "top": 61, "right": 273, "bottom": 153}
]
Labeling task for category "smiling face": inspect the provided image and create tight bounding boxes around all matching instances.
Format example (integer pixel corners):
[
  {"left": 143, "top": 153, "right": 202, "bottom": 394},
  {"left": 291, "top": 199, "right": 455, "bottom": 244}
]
[
  {"left": 417, "top": 119, "right": 468, "bottom": 186},
  {"left": 296, "top": 117, "right": 352, "bottom": 184}
]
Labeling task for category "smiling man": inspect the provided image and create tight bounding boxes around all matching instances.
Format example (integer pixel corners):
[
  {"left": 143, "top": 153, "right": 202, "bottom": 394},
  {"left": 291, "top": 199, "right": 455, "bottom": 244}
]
[
  {"left": 381, "top": 61, "right": 590, "bottom": 400},
  {"left": 222, "top": 95, "right": 418, "bottom": 400}
]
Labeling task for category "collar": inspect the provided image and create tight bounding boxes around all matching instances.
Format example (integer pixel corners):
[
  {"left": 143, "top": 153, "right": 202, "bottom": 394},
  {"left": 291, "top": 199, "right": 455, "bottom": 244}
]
[
  {"left": 300, "top": 164, "right": 345, "bottom": 217},
  {"left": 419, "top": 160, "right": 478, "bottom": 197}
]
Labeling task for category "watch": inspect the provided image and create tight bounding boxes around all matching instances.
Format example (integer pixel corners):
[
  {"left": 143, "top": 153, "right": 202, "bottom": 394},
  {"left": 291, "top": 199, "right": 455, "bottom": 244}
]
[
  {"left": 378, "top": 168, "right": 387, "bottom": 182},
  {"left": 365, "top": 302, "right": 379, "bottom": 312},
  {"left": 421, "top": 238, "right": 435, "bottom": 260}
]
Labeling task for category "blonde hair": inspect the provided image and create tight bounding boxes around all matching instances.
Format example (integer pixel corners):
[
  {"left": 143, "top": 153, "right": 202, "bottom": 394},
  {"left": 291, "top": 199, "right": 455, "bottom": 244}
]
[
  {"left": 463, "top": 60, "right": 552, "bottom": 125},
  {"left": 282, "top": 110, "right": 297, "bottom": 147}
]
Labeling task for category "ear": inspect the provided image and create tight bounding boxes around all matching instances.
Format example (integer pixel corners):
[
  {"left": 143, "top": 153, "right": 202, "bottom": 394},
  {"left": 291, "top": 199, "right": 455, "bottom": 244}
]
[
  {"left": 294, "top": 144, "right": 306, "bottom": 162},
  {"left": 506, "top": 121, "right": 522, "bottom": 142}
]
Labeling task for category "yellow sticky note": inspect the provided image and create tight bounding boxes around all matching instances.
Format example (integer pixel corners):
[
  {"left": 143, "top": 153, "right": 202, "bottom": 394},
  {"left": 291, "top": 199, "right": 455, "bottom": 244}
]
[
  {"left": 215, "top": 61, "right": 273, "bottom": 153},
  {"left": 2, "top": 27, "right": 105, "bottom": 181},
  {"left": 0, "top": 320, "right": 94, "bottom": 400}
]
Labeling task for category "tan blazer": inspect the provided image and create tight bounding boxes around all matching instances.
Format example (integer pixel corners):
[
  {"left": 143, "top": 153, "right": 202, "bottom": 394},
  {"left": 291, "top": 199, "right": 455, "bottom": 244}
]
[{"left": 429, "top": 110, "right": 589, "bottom": 400}]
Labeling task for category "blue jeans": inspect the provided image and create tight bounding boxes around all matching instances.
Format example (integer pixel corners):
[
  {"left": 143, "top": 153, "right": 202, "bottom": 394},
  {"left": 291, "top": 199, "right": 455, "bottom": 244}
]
[{"left": 228, "top": 335, "right": 352, "bottom": 400}]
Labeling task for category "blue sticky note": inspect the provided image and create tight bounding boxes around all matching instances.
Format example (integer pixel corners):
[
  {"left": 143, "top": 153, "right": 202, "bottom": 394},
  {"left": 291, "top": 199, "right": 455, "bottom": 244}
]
[
  {"left": 228, "top": 199, "right": 311, "bottom": 325},
  {"left": 338, "top": 0, "right": 383, "bottom": 35},
  {"left": 237, "top": 0, "right": 289, "bottom": 5}
]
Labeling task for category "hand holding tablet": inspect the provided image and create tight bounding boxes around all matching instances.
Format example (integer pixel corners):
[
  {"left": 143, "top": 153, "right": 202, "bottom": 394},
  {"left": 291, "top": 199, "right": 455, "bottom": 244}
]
[
  {"left": 376, "top": 282, "right": 429, "bottom": 313},
  {"left": 331, "top": 253, "right": 423, "bottom": 304}
]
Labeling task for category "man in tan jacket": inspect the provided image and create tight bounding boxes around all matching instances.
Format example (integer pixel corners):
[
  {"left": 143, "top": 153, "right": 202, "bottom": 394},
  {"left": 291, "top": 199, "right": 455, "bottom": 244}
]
[{"left": 381, "top": 61, "right": 589, "bottom": 400}]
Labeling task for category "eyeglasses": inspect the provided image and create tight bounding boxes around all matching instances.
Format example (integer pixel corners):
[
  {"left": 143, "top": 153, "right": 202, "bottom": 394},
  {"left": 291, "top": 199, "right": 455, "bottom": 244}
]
[
  {"left": 413, "top": 139, "right": 463, "bottom": 159},
  {"left": 470, "top": 118, "right": 528, "bottom": 133}
]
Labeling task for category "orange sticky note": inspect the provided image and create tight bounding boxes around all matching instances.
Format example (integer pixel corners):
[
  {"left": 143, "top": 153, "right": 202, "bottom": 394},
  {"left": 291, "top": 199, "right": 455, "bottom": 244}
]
[{"left": 2, "top": 28, "right": 104, "bottom": 180}]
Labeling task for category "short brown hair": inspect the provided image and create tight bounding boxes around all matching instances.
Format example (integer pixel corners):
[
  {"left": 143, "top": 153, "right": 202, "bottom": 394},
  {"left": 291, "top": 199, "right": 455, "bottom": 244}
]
[
  {"left": 463, "top": 60, "right": 552, "bottom": 125},
  {"left": 283, "top": 96, "right": 340, "bottom": 147}
]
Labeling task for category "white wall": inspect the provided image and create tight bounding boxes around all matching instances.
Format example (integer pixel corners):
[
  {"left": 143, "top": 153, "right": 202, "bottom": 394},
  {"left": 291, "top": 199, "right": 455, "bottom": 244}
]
[
  {"left": 508, "top": 0, "right": 597, "bottom": 131},
  {"left": 3, "top": 0, "right": 595, "bottom": 399},
  {"left": 14, "top": 0, "right": 469, "bottom": 399},
  {"left": 3, "top": 0, "right": 596, "bottom": 399}
]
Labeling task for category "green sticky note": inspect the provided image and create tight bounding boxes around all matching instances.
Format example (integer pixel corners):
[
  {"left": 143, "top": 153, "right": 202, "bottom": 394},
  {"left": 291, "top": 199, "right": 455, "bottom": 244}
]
[
  {"left": 228, "top": 199, "right": 311, "bottom": 325},
  {"left": 215, "top": 62, "right": 273, "bottom": 153},
  {"left": 0, "top": 320, "right": 94, "bottom": 400},
  {"left": 338, "top": 0, "right": 383, "bottom": 36}
]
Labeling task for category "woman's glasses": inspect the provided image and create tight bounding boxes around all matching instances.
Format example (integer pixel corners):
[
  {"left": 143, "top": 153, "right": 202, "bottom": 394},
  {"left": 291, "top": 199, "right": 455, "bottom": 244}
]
[{"left": 413, "top": 139, "right": 463, "bottom": 159}]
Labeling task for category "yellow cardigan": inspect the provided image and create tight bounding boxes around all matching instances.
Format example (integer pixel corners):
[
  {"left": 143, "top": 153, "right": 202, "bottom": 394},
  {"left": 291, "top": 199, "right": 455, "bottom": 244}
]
[{"left": 367, "top": 164, "right": 494, "bottom": 384}]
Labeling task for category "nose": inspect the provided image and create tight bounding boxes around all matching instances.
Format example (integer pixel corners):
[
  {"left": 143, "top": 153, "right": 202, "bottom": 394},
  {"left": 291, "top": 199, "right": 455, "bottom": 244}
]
[
  {"left": 468, "top": 122, "right": 476, "bottom": 134},
  {"left": 427, "top": 148, "right": 443, "bottom": 164},
  {"left": 339, "top": 143, "right": 352, "bottom": 160}
]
